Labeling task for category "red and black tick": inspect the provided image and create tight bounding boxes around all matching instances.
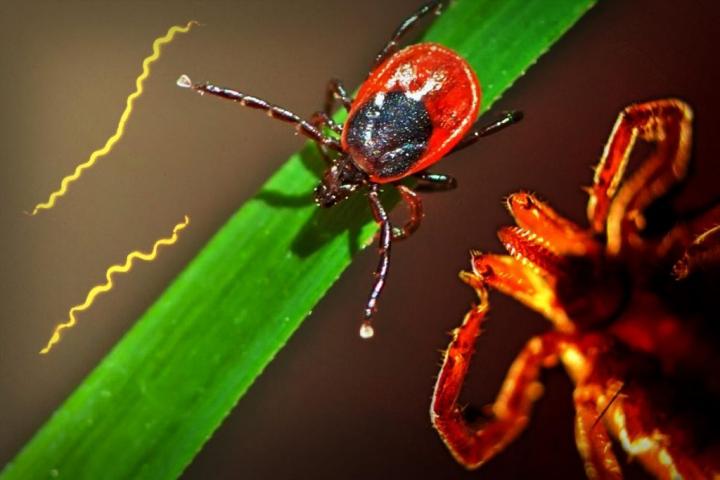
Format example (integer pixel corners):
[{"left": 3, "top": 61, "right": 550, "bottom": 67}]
[{"left": 178, "top": 0, "right": 521, "bottom": 338}]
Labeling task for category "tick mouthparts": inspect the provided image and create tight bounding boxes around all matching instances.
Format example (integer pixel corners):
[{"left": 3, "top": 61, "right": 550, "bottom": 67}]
[{"left": 176, "top": 74, "right": 194, "bottom": 89}]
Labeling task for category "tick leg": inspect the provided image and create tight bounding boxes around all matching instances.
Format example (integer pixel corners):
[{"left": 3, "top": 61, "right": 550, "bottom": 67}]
[
  {"left": 469, "top": 251, "right": 571, "bottom": 331},
  {"left": 573, "top": 384, "right": 622, "bottom": 480},
  {"left": 673, "top": 224, "right": 720, "bottom": 279},
  {"left": 308, "top": 79, "right": 351, "bottom": 160},
  {"left": 179, "top": 75, "right": 342, "bottom": 153},
  {"left": 413, "top": 171, "right": 457, "bottom": 191},
  {"left": 566, "top": 342, "right": 710, "bottom": 480},
  {"left": 324, "top": 78, "right": 353, "bottom": 114},
  {"left": 586, "top": 99, "right": 693, "bottom": 253},
  {"left": 593, "top": 383, "right": 707, "bottom": 479},
  {"left": 392, "top": 185, "right": 423, "bottom": 241},
  {"left": 373, "top": 0, "right": 449, "bottom": 69},
  {"left": 310, "top": 111, "right": 343, "bottom": 135},
  {"left": 450, "top": 110, "right": 524, "bottom": 154},
  {"left": 362, "top": 185, "right": 393, "bottom": 338},
  {"left": 431, "top": 291, "right": 565, "bottom": 469},
  {"left": 309, "top": 111, "right": 342, "bottom": 164},
  {"left": 660, "top": 201, "right": 720, "bottom": 258},
  {"left": 505, "top": 193, "right": 599, "bottom": 257}
]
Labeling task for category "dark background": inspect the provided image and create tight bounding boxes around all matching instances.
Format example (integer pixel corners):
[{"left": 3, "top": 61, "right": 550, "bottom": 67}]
[{"left": 1, "top": 1, "right": 719, "bottom": 479}]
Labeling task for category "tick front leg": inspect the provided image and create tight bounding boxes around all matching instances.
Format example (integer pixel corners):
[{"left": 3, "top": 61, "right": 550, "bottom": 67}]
[
  {"left": 323, "top": 78, "right": 353, "bottom": 114},
  {"left": 178, "top": 75, "right": 343, "bottom": 153},
  {"left": 505, "top": 192, "right": 599, "bottom": 257},
  {"left": 310, "top": 79, "right": 351, "bottom": 162},
  {"left": 586, "top": 99, "right": 693, "bottom": 253},
  {"left": 413, "top": 171, "right": 457, "bottom": 191},
  {"left": 431, "top": 289, "right": 565, "bottom": 469},
  {"left": 362, "top": 185, "right": 393, "bottom": 338},
  {"left": 450, "top": 110, "right": 523, "bottom": 154},
  {"left": 309, "top": 111, "right": 342, "bottom": 164},
  {"left": 310, "top": 111, "right": 343, "bottom": 135},
  {"left": 469, "top": 251, "right": 571, "bottom": 331}
]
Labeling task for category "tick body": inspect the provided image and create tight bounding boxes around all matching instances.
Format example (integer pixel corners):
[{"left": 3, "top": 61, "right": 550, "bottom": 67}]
[
  {"left": 431, "top": 99, "right": 720, "bottom": 478},
  {"left": 344, "top": 43, "right": 480, "bottom": 182},
  {"left": 179, "top": 0, "right": 521, "bottom": 337}
]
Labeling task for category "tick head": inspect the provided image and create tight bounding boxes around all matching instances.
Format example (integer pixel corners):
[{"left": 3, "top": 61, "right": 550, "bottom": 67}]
[
  {"left": 313, "top": 157, "right": 362, "bottom": 208},
  {"left": 314, "top": 181, "right": 352, "bottom": 208}
]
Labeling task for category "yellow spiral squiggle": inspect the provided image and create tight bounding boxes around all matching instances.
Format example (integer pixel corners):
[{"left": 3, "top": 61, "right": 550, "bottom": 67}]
[
  {"left": 40, "top": 215, "right": 190, "bottom": 354},
  {"left": 29, "top": 21, "right": 197, "bottom": 215}
]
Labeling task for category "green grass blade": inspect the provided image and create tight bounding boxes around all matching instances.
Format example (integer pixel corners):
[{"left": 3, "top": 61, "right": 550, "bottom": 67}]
[{"left": 1, "top": 1, "right": 595, "bottom": 478}]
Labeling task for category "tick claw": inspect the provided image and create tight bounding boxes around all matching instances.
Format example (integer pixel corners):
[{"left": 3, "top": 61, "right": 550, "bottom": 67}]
[
  {"left": 359, "top": 322, "right": 375, "bottom": 339},
  {"left": 176, "top": 74, "right": 193, "bottom": 89}
]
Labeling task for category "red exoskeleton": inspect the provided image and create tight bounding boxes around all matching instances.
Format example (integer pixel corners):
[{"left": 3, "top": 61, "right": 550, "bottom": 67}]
[{"left": 431, "top": 99, "right": 720, "bottom": 479}]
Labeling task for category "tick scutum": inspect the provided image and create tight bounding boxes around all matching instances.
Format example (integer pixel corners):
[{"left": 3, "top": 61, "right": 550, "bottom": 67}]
[{"left": 345, "top": 90, "right": 433, "bottom": 179}]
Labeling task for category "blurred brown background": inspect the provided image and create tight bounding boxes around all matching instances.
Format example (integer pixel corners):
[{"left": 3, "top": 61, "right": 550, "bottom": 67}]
[{"left": 1, "top": 1, "right": 719, "bottom": 478}]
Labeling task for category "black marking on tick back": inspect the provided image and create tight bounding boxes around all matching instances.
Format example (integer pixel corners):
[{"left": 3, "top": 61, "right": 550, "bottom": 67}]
[{"left": 345, "top": 90, "right": 433, "bottom": 179}]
